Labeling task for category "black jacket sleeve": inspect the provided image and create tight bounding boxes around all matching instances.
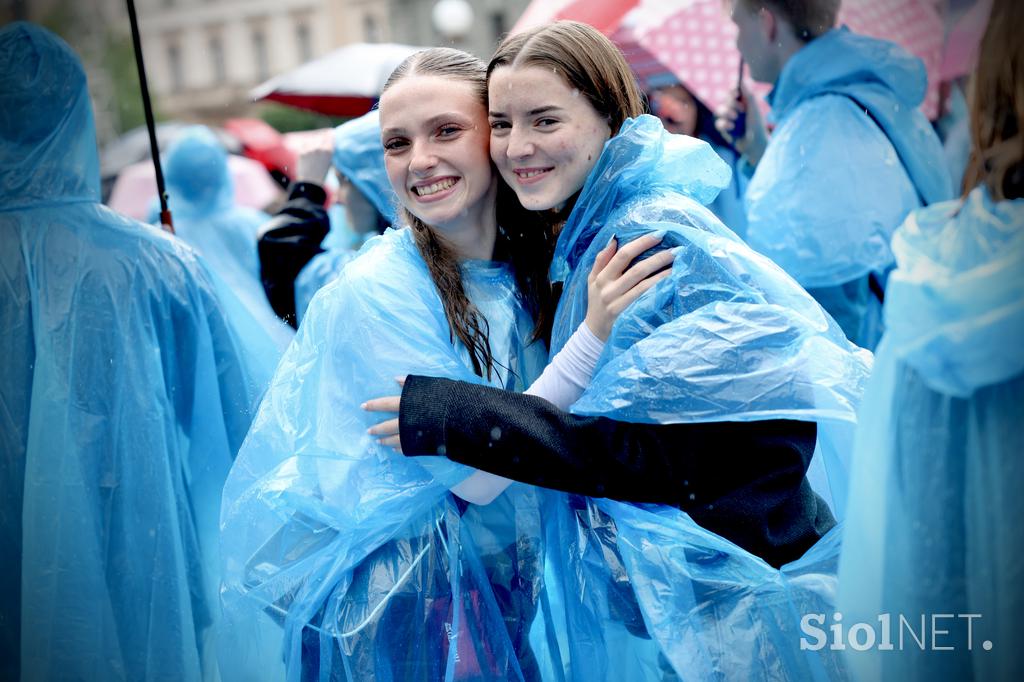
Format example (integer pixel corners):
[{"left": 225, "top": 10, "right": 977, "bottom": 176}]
[
  {"left": 399, "top": 374, "right": 836, "bottom": 568},
  {"left": 257, "top": 182, "right": 331, "bottom": 327}
]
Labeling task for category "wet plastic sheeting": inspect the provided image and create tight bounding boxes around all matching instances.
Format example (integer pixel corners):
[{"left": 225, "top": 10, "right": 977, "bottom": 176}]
[
  {"left": 839, "top": 188, "right": 1024, "bottom": 681},
  {"left": 1, "top": 22, "right": 279, "bottom": 681},
  {"left": 744, "top": 27, "right": 953, "bottom": 349},
  {"left": 220, "top": 228, "right": 552, "bottom": 681},
  {"left": 542, "top": 116, "right": 871, "bottom": 680}
]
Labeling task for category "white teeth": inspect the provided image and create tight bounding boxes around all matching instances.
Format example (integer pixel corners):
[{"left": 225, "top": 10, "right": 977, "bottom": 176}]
[
  {"left": 517, "top": 169, "right": 547, "bottom": 178},
  {"left": 414, "top": 178, "right": 457, "bottom": 196}
]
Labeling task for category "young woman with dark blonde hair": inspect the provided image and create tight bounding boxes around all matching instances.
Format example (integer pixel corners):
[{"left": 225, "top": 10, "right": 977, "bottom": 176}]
[{"left": 220, "top": 45, "right": 668, "bottom": 681}]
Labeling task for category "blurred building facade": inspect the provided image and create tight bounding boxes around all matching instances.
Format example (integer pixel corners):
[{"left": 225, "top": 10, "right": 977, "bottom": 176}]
[
  {"left": 134, "top": 0, "right": 530, "bottom": 121},
  {"left": 4, "top": 0, "right": 530, "bottom": 134}
]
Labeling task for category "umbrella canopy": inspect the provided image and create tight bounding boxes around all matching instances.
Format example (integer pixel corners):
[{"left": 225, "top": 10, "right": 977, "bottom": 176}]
[
  {"left": 106, "top": 153, "right": 283, "bottom": 220},
  {"left": 250, "top": 42, "right": 427, "bottom": 117},
  {"left": 940, "top": 0, "right": 992, "bottom": 80},
  {"left": 223, "top": 117, "right": 297, "bottom": 179},
  {"left": 512, "top": 0, "right": 944, "bottom": 118}
]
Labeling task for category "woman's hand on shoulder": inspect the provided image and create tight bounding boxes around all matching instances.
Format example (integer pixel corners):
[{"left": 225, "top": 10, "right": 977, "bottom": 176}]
[{"left": 584, "top": 233, "right": 674, "bottom": 340}]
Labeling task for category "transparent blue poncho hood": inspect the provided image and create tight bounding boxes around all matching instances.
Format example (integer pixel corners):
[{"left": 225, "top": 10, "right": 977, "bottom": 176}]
[
  {"left": 295, "top": 111, "right": 398, "bottom": 323},
  {"left": 539, "top": 116, "right": 872, "bottom": 680},
  {"left": 221, "top": 228, "right": 553, "bottom": 681},
  {"left": 1, "top": 22, "right": 279, "bottom": 682},
  {"left": 0, "top": 22, "right": 99, "bottom": 207},
  {"left": 838, "top": 187, "right": 1024, "bottom": 681},
  {"left": 331, "top": 109, "right": 398, "bottom": 222},
  {"left": 160, "top": 126, "right": 293, "bottom": 349}
]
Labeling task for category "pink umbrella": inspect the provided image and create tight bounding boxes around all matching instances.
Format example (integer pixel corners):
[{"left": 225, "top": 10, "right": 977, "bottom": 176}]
[
  {"left": 107, "top": 154, "right": 284, "bottom": 221},
  {"left": 839, "top": 0, "right": 944, "bottom": 118},
  {"left": 940, "top": 0, "right": 992, "bottom": 80}
]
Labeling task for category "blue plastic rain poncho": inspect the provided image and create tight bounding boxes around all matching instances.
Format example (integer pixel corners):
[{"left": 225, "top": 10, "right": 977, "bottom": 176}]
[
  {"left": 158, "top": 126, "right": 294, "bottom": 351},
  {"left": 745, "top": 27, "right": 953, "bottom": 350},
  {"left": 837, "top": 187, "right": 1024, "bottom": 682},
  {"left": 0, "top": 23, "right": 279, "bottom": 682},
  {"left": 539, "top": 115, "right": 872, "bottom": 680},
  {"left": 646, "top": 72, "right": 750, "bottom": 239},
  {"left": 221, "top": 227, "right": 557, "bottom": 681},
  {"left": 294, "top": 111, "right": 399, "bottom": 323}
]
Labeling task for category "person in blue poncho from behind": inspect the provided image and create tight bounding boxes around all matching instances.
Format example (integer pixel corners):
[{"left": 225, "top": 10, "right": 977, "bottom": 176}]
[
  {"left": 717, "top": 0, "right": 953, "bottom": 350},
  {"left": 155, "top": 125, "right": 294, "bottom": 350},
  {"left": 365, "top": 21, "right": 872, "bottom": 681},
  {"left": 219, "top": 46, "right": 666, "bottom": 681},
  {"left": 0, "top": 23, "right": 280, "bottom": 682},
  {"left": 838, "top": 1, "right": 1024, "bottom": 679}
]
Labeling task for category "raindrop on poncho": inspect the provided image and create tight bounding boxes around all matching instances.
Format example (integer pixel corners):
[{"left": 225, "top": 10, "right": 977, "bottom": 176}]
[
  {"left": 838, "top": 186, "right": 1024, "bottom": 681},
  {"left": 745, "top": 27, "right": 953, "bottom": 349},
  {"left": 221, "top": 227, "right": 557, "bottom": 681},
  {"left": 0, "top": 22, "right": 280, "bottom": 682},
  {"left": 540, "top": 115, "right": 872, "bottom": 681}
]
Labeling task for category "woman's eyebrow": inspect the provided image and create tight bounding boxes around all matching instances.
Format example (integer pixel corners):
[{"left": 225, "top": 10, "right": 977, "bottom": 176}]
[{"left": 488, "top": 105, "right": 564, "bottom": 118}]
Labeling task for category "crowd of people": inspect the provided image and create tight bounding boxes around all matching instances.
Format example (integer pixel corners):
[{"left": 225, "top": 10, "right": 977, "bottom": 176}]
[{"left": 1, "top": 0, "right": 1020, "bottom": 680}]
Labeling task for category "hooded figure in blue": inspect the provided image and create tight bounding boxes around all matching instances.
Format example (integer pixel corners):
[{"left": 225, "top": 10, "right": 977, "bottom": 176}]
[
  {"left": 646, "top": 73, "right": 750, "bottom": 239},
  {"left": 839, "top": 3, "right": 1023, "bottom": 678},
  {"left": 730, "top": 3, "right": 953, "bottom": 351},
  {"left": 154, "top": 126, "right": 294, "bottom": 350},
  {"left": 0, "top": 23, "right": 279, "bottom": 681},
  {"left": 293, "top": 111, "right": 399, "bottom": 323},
  {"left": 220, "top": 48, "right": 561, "bottom": 681}
]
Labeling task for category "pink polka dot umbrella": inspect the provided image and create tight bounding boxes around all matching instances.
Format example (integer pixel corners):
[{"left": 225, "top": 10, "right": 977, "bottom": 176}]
[{"left": 512, "top": 0, "right": 946, "bottom": 119}]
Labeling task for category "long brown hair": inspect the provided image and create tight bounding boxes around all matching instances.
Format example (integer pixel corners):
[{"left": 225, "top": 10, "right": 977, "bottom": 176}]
[
  {"left": 487, "top": 21, "right": 644, "bottom": 224},
  {"left": 382, "top": 48, "right": 556, "bottom": 379},
  {"left": 961, "top": 0, "right": 1024, "bottom": 201}
]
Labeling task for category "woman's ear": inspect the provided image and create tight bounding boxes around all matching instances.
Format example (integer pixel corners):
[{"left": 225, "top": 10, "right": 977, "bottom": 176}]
[{"left": 758, "top": 6, "right": 778, "bottom": 43}]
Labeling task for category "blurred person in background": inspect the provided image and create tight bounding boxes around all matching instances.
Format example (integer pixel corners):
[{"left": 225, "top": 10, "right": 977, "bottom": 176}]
[
  {"left": 838, "top": 0, "right": 1023, "bottom": 679},
  {"left": 153, "top": 126, "right": 294, "bottom": 350},
  {"left": 292, "top": 112, "right": 399, "bottom": 324},
  {"left": 718, "top": 0, "right": 953, "bottom": 350},
  {"left": 257, "top": 111, "right": 396, "bottom": 327},
  {"left": 0, "top": 23, "right": 279, "bottom": 681},
  {"left": 647, "top": 74, "right": 749, "bottom": 238}
]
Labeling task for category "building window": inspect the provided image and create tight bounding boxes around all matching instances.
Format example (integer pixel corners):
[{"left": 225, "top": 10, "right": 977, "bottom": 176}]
[
  {"left": 363, "top": 14, "right": 379, "bottom": 43},
  {"left": 209, "top": 35, "right": 226, "bottom": 84},
  {"left": 252, "top": 28, "right": 269, "bottom": 80},
  {"left": 167, "top": 42, "right": 183, "bottom": 92},
  {"left": 295, "top": 21, "right": 312, "bottom": 63}
]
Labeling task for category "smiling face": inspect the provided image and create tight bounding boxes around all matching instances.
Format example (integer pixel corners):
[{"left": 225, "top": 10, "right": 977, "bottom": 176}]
[
  {"left": 379, "top": 74, "right": 496, "bottom": 238},
  {"left": 488, "top": 65, "right": 612, "bottom": 211}
]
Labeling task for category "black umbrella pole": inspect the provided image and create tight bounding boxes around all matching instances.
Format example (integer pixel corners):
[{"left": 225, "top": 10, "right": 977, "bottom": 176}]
[{"left": 126, "top": 0, "right": 174, "bottom": 233}]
